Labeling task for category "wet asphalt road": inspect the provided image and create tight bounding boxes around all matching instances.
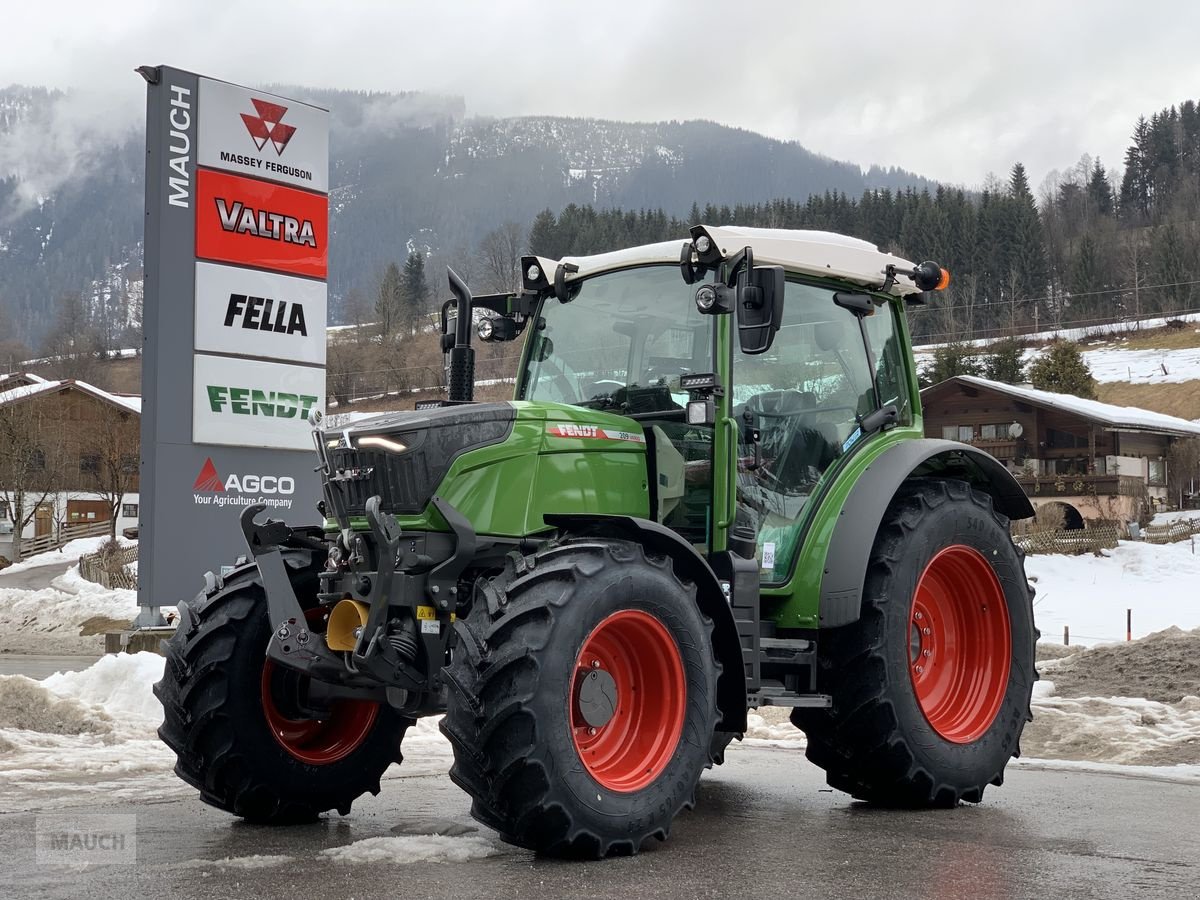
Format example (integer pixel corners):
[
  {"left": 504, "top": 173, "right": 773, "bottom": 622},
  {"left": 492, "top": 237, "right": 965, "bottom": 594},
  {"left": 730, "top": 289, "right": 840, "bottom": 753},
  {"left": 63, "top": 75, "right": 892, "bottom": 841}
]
[{"left": 2, "top": 747, "right": 1196, "bottom": 900}]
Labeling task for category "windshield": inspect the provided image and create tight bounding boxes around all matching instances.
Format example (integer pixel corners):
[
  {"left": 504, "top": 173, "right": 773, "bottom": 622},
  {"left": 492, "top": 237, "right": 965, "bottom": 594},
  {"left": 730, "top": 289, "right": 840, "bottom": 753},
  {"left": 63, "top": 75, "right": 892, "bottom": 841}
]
[{"left": 519, "top": 266, "right": 713, "bottom": 416}]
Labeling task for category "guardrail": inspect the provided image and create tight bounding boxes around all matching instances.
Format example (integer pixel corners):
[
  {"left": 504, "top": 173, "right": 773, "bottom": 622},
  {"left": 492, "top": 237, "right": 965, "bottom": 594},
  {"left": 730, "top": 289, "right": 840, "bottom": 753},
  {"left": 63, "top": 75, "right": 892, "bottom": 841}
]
[{"left": 77, "top": 542, "right": 139, "bottom": 590}]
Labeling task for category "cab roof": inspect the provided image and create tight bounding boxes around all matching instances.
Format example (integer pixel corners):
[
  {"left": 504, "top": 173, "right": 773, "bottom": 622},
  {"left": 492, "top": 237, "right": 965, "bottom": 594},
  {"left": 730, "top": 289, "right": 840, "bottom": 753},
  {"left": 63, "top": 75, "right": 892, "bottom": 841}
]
[{"left": 555, "top": 226, "right": 922, "bottom": 297}]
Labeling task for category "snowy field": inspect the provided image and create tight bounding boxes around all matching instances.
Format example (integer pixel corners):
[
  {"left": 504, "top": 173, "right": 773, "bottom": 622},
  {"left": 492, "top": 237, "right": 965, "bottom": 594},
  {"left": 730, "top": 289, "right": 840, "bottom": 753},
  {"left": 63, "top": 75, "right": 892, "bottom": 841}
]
[{"left": 914, "top": 322, "right": 1200, "bottom": 389}]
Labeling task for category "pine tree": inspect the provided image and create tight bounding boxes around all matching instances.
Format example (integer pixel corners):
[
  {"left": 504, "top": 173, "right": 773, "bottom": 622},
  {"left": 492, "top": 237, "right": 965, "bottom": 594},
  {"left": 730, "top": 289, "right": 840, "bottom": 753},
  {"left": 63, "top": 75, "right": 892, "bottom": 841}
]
[
  {"left": 1087, "top": 158, "right": 1114, "bottom": 217},
  {"left": 1028, "top": 341, "right": 1097, "bottom": 399},
  {"left": 401, "top": 251, "right": 429, "bottom": 331},
  {"left": 982, "top": 337, "right": 1026, "bottom": 384},
  {"left": 920, "top": 342, "right": 981, "bottom": 388}
]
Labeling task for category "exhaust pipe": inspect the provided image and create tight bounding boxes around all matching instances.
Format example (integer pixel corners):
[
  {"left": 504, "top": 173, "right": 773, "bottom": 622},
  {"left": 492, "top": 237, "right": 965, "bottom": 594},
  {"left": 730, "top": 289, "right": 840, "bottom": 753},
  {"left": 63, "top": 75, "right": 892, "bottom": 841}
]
[{"left": 446, "top": 266, "right": 475, "bottom": 402}]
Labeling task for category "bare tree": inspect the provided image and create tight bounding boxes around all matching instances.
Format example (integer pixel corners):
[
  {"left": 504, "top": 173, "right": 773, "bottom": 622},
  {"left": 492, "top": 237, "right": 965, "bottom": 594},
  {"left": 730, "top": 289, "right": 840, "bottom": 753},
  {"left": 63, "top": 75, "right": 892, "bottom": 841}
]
[
  {"left": 87, "top": 408, "right": 140, "bottom": 538},
  {"left": 0, "top": 401, "right": 68, "bottom": 561},
  {"left": 477, "top": 222, "right": 526, "bottom": 293}
]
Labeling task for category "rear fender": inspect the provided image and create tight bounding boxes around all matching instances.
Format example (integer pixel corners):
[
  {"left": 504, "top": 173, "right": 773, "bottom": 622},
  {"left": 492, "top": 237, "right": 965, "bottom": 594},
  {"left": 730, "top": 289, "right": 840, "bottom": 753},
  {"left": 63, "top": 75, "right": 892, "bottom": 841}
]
[
  {"left": 544, "top": 513, "right": 747, "bottom": 733},
  {"left": 819, "top": 439, "right": 1034, "bottom": 628}
]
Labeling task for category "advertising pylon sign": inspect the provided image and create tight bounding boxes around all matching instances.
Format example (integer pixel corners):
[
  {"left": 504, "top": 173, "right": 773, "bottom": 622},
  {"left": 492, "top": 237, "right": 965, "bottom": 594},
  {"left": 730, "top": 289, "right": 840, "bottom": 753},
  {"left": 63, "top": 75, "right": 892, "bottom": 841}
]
[{"left": 137, "top": 66, "right": 329, "bottom": 624}]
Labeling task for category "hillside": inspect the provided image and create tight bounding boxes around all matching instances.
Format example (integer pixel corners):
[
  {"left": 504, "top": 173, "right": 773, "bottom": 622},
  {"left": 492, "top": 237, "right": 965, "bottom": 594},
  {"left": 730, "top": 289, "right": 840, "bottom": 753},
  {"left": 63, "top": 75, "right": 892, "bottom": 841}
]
[{"left": 0, "top": 84, "right": 934, "bottom": 346}]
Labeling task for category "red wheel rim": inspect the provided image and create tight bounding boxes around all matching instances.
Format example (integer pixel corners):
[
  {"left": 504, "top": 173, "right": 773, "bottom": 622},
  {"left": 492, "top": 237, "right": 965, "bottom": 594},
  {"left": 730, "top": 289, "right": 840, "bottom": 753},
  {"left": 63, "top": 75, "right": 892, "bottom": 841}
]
[
  {"left": 260, "top": 608, "right": 379, "bottom": 765},
  {"left": 570, "top": 610, "right": 686, "bottom": 792},
  {"left": 909, "top": 545, "right": 1011, "bottom": 744}
]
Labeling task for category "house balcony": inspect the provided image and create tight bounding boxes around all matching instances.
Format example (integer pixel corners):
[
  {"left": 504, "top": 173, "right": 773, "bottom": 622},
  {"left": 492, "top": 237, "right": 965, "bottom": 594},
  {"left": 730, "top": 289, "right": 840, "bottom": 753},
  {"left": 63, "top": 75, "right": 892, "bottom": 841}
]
[{"left": 1015, "top": 473, "right": 1147, "bottom": 498}]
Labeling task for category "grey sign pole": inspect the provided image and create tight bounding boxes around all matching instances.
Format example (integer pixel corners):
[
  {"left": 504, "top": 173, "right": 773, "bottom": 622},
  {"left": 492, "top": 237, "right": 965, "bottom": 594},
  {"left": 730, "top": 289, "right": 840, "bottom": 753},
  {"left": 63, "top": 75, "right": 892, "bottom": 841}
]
[{"left": 137, "top": 66, "right": 327, "bottom": 625}]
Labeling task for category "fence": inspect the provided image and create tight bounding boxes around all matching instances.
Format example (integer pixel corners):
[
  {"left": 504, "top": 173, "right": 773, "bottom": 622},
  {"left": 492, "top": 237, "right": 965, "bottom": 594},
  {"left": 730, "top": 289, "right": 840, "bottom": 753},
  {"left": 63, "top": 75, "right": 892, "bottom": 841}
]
[
  {"left": 1013, "top": 524, "right": 1122, "bottom": 555},
  {"left": 77, "top": 542, "right": 139, "bottom": 590},
  {"left": 1141, "top": 517, "right": 1200, "bottom": 545},
  {"left": 18, "top": 520, "right": 112, "bottom": 559}
]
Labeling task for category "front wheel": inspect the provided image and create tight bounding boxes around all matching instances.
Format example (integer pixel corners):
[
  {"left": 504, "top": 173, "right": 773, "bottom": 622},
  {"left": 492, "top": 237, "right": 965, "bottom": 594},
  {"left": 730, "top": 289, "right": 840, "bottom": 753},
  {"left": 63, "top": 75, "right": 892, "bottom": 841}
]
[
  {"left": 441, "top": 540, "right": 720, "bottom": 857},
  {"left": 793, "top": 478, "right": 1037, "bottom": 807},
  {"left": 154, "top": 561, "right": 412, "bottom": 822}
]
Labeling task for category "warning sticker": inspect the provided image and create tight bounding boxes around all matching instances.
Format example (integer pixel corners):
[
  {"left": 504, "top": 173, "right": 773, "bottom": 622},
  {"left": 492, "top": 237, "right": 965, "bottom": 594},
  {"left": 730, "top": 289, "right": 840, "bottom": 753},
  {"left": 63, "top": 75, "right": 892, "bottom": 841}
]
[{"left": 546, "top": 424, "right": 646, "bottom": 443}]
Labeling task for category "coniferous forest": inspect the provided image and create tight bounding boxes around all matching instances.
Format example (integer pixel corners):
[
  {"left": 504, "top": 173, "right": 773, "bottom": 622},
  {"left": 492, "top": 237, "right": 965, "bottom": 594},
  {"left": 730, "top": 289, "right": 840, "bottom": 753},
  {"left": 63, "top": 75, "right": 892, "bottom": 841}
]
[{"left": 525, "top": 101, "right": 1200, "bottom": 345}]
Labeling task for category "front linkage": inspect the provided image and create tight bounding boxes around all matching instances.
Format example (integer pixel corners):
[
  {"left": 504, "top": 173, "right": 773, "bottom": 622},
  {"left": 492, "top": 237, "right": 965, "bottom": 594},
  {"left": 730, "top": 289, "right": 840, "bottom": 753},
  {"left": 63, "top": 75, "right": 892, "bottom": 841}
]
[{"left": 239, "top": 486, "right": 477, "bottom": 718}]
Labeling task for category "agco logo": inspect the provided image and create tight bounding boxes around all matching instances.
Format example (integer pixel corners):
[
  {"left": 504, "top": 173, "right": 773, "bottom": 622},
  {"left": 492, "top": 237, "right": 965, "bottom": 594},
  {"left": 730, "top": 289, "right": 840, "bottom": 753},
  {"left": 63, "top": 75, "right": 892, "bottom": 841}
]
[
  {"left": 241, "top": 98, "right": 296, "bottom": 156},
  {"left": 193, "top": 457, "right": 296, "bottom": 510}
]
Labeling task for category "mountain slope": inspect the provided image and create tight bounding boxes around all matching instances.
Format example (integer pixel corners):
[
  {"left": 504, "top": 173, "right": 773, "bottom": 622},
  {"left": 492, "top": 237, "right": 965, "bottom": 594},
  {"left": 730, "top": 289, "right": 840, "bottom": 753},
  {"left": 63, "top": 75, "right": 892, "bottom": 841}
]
[{"left": 0, "top": 85, "right": 935, "bottom": 344}]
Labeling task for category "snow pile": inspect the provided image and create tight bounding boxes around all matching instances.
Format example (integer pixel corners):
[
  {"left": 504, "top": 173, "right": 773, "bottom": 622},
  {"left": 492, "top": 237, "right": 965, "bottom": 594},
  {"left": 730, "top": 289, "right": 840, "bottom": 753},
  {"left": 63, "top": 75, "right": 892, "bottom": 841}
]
[
  {"left": 1022, "top": 628, "right": 1200, "bottom": 767},
  {"left": 0, "top": 575, "right": 139, "bottom": 653},
  {"left": 1025, "top": 541, "right": 1200, "bottom": 646},
  {"left": 0, "top": 536, "right": 135, "bottom": 577},
  {"left": 0, "top": 652, "right": 178, "bottom": 811},
  {"left": 320, "top": 833, "right": 500, "bottom": 864},
  {"left": 742, "top": 710, "right": 803, "bottom": 748}
]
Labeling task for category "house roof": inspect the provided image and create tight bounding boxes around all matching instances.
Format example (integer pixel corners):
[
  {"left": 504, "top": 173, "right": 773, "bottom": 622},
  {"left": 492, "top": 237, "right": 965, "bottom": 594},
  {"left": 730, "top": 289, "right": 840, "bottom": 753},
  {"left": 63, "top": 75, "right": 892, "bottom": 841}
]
[
  {"left": 922, "top": 375, "right": 1200, "bottom": 438},
  {"left": 0, "top": 376, "right": 141, "bottom": 416}
]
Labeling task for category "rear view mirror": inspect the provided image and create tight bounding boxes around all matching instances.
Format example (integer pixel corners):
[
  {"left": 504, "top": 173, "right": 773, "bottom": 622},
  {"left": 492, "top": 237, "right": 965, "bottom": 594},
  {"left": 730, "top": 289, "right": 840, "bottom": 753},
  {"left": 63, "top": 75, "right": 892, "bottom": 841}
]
[{"left": 737, "top": 266, "right": 784, "bottom": 355}]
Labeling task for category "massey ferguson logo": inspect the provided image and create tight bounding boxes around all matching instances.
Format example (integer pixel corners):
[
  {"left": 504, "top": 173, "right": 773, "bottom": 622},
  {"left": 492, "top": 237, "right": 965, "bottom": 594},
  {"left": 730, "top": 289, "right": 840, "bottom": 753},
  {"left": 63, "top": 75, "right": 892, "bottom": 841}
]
[
  {"left": 224, "top": 294, "right": 308, "bottom": 336},
  {"left": 193, "top": 457, "right": 295, "bottom": 510},
  {"left": 215, "top": 198, "right": 318, "bottom": 247},
  {"left": 241, "top": 98, "right": 296, "bottom": 155}
]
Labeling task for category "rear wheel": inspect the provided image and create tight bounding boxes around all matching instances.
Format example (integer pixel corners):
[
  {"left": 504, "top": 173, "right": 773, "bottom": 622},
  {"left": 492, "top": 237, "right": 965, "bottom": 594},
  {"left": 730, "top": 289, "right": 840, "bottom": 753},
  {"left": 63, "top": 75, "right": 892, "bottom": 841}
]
[
  {"left": 793, "top": 478, "right": 1036, "bottom": 807},
  {"left": 154, "top": 560, "right": 411, "bottom": 822},
  {"left": 441, "top": 540, "right": 719, "bottom": 857}
]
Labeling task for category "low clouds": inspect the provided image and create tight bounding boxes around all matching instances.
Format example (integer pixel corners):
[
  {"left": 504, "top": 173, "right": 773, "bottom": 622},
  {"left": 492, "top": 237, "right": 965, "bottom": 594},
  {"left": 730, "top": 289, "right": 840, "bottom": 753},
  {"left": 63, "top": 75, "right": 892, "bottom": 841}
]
[{"left": 2, "top": 0, "right": 1197, "bottom": 188}]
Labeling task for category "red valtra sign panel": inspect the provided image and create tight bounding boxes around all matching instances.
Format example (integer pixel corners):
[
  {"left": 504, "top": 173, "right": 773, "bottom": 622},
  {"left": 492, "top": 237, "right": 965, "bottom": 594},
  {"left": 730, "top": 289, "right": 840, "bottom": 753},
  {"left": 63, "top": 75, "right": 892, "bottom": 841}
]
[{"left": 195, "top": 168, "right": 328, "bottom": 278}]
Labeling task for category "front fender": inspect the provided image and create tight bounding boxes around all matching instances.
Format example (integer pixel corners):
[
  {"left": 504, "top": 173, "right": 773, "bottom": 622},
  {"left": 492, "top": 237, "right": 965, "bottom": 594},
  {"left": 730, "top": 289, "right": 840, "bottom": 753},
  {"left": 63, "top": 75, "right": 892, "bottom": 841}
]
[{"left": 818, "top": 439, "right": 1034, "bottom": 628}]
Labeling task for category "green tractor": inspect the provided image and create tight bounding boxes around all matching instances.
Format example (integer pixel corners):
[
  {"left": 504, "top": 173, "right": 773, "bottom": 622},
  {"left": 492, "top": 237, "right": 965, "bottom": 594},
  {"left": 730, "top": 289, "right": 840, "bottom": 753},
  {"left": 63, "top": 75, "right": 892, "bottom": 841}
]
[{"left": 156, "top": 226, "right": 1037, "bottom": 857}]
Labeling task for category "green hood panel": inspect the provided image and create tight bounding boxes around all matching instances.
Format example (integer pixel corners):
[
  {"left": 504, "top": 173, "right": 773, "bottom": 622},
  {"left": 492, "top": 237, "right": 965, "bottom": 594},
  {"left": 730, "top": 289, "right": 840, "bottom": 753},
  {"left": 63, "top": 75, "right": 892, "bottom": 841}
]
[{"left": 373, "top": 402, "right": 650, "bottom": 537}]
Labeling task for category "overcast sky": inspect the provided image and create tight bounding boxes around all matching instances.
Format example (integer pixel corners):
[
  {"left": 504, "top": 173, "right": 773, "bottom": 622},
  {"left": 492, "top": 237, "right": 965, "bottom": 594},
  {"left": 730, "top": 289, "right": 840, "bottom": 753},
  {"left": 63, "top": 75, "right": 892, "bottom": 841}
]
[{"left": 4, "top": 0, "right": 1199, "bottom": 188}]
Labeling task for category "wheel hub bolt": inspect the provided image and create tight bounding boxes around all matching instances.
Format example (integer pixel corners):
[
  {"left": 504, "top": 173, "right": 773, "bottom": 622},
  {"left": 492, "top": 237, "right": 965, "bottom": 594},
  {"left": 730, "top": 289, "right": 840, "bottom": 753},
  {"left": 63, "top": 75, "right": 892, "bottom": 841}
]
[
  {"left": 588, "top": 727, "right": 597, "bottom": 736},
  {"left": 591, "top": 660, "right": 601, "bottom": 669},
  {"left": 922, "top": 627, "right": 931, "bottom": 635},
  {"left": 276, "top": 625, "right": 291, "bottom": 640},
  {"left": 915, "top": 665, "right": 924, "bottom": 674},
  {"left": 914, "top": 612, "right": 923, "bottom": 620},
  {"left": 922, "top": 649, "right": 930, "bottom": 657}
]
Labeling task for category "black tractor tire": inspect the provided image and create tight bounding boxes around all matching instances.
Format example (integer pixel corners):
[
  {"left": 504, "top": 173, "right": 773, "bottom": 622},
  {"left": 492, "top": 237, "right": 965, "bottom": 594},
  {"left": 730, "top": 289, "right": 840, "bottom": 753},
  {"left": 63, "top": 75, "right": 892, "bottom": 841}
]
[
  {"left": 154, "top": 561, "right": 412, "bottom": 823},
  {"left": 793, "top": 478, "right": 1037, "bottom": 807},
  {"left": 710, "top": 730, "right": 739, "bottom": 765},
  {"left": 441, "top": 540, "right": 720, "bottom": 857}
]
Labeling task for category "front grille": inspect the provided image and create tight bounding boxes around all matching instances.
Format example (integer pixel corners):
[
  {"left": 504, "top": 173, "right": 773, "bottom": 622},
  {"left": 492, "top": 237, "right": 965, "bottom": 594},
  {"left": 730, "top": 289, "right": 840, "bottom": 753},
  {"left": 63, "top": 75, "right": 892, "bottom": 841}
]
[{"left": 323, "top": 403, "right": 515, "bottom": 516}]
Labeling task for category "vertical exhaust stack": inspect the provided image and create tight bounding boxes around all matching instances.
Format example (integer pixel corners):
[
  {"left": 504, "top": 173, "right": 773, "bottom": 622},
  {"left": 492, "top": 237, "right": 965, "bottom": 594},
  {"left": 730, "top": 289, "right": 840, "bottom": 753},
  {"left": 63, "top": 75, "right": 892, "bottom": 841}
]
[{"left": 446, "top": 267, "right": 475, "bottom": 403}]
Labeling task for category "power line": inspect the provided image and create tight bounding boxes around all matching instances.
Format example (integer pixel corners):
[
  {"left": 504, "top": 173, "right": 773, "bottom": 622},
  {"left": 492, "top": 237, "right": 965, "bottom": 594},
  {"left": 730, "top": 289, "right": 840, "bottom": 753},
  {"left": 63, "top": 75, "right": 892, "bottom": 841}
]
[{"left": 909, "top": 278, "right": 1200, "bottom": 311}]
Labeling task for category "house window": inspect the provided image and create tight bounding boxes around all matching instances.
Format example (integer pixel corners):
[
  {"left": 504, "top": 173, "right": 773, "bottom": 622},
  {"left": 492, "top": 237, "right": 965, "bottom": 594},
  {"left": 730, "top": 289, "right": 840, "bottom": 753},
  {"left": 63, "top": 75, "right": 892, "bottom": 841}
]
[
  {"left": 80, "top": 453, "right": 101, "bottom": 475},
  {"left": 1046, "top": 428, "right": 1087, "bottom": 449},
  {"left": 941, "top": 425, "right": 957, "bottom": 440},
  {"left": 981, "top": 424, "right": 999, "bottom": 440},
  {"left": 120, "top": 455, "right": 139, "bottom": 475},
  {"left": 28, "top": 448, "right": 45, "bottom": 471},
  {"left": 0, "top": 499, "right": 9, "bottom": 521},
  {"left": 121, "top": 503, "right": 139, "bottom": 519},
  {"left": 1149, "top": 458, "right": 1166, "bottom": 486},
  {"left": 958, "top": 425, "right": 973, "bottom": 442}
]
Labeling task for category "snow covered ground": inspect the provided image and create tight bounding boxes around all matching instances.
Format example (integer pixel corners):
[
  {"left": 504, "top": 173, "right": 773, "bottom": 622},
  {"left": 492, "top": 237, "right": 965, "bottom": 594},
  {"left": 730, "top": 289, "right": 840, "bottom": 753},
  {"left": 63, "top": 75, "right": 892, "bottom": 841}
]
[
  {"left": 0, "top": 535, "right": 135, "bottom": 577},
  {"left": 1026, "top": 540, "right": 1200, "bottom": 645}
]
